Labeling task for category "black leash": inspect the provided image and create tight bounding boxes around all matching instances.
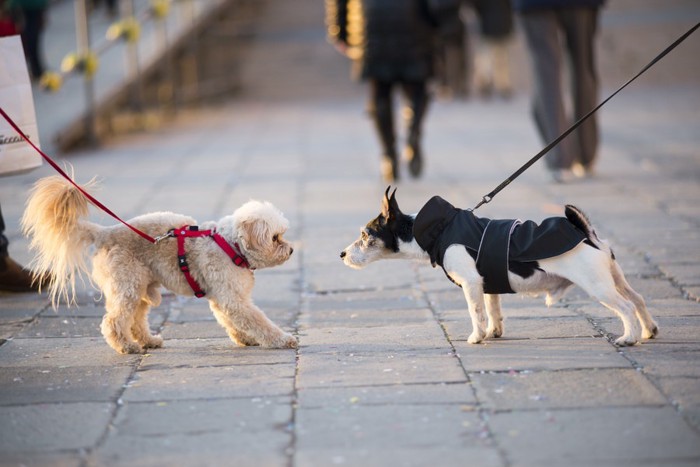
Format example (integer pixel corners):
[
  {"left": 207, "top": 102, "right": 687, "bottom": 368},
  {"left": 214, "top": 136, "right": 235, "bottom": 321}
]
[{"left": 472, "top": 21, "right": 699, "bottom": 211}]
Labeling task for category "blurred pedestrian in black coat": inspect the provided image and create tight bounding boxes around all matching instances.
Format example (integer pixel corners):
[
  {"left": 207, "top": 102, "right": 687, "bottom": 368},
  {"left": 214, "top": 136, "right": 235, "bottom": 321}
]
[
  {"left": 514, "top": 0, "right": 605, "bottom": 183},
  {"left": 325, "top": 0, "right": 435, "bottom": 182}
]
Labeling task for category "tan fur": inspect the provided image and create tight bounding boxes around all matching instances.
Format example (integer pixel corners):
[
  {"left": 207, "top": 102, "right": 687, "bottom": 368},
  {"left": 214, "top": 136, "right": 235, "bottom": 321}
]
[{"left": 22, "top": 176, "right": 297, "bottom": 354}]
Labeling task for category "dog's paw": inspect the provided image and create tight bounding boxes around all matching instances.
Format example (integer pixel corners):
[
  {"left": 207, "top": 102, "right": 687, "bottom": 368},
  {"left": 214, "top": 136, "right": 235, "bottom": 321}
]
[
  {"left": 614, "top": 335, "right": 640, "bottom": 347},
  {"left": 282, "top": 333, "right": 298, "bottom": 349},
  {"left": 467, "top": 332, "right": 485, "bottom": 344},
  {"left": 142, "top": 335, "right": 164, "bottom": 349},
  {"left": 262, "top": 332, "right": 298, "bottom": 349},
  {"left": 643, "top": 324, "right": 659, "bottom": 340},
  {"left": 487, "top": 325, "right": 503, "bottom": 339},
  {"left": 117, "top": 342, "right": 145, "bottom": 354}
]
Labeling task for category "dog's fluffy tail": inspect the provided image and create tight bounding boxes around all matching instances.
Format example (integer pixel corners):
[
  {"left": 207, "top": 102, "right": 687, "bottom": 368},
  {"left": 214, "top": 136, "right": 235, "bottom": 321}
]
[
  {"left": 564, "top": 205, "right": 614, "bottom": 259},
  {"left": 21, "top": 175, "right": 100, "bottom": 306}
]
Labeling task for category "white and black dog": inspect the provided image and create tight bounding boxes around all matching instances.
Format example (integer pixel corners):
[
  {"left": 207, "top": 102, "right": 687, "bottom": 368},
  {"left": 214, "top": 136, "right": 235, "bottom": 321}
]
[{"left": 340, "top": 188, "right": 658, "bottom": 346}]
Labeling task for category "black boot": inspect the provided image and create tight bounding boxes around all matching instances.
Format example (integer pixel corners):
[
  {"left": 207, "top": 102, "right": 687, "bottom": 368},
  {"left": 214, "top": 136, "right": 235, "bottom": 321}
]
[
  {"left": 371, "top": 100, "right": 399, "bottom": 183},
  {"left": 369, "top": 81, "right": 400, "bottom": 182},
  {"left": 0, "top": 255, "right": 40, "bottom": 293},
  {"left": 0, "top": 232, "right": 40, "bottom": 293},
  {"left": 404, "top": 83, "right": 429, "bottom": 178}
]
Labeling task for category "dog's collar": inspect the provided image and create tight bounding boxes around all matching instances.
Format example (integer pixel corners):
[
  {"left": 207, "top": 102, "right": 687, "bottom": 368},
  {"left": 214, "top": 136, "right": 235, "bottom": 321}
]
[{"left": 167, "top": 225, "right": 251, "bottom": 298}]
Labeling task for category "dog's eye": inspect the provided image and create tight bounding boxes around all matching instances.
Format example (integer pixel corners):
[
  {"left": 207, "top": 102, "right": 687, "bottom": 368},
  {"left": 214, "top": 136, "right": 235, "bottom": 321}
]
[{"left": 273, "top": 234, "right": 280, "bottom": 242}]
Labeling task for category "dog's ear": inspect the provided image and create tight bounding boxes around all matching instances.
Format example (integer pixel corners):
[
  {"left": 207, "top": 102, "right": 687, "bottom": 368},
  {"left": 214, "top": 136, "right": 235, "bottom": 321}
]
[
  {"left": 238, "top": 218, "right": 271, "bottom": 252},
  {"left": 381, "top": 186, "right": 400, "bottom": 220}
]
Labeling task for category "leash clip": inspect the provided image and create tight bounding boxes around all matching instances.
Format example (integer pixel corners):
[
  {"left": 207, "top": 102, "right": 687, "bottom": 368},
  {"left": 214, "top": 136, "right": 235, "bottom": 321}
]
[{"left": 154, "top": 229, "right": 175, "bottom": 243}]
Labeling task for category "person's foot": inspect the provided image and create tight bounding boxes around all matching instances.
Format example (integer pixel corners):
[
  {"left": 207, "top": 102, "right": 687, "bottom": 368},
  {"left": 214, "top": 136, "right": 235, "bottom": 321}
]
[
  {"left": 572, "top": 162, "right": 595, "bottom": 179},
  {"left": 0, "top": 256, "right": 40, "bottom": 293},
  {"left": 550, "top": 168, "right": 575, "bottom": 184},
  {"left": 405, "top": 141, "right": 423, "bottom": 178},
  {"left": 380, "top": 155, "right": 399, "bottom": 183}
]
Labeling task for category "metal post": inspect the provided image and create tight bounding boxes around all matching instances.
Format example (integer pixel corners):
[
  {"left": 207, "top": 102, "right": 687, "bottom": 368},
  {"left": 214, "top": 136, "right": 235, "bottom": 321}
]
[
  {"left": 74, "top": 0, "right": 97, "bottom": 146},
  {"left": 155, "top": 5, "right": 174, "bottom": 110},
  {"left": 122, "top": 0, "right": 143, "bottom": 112}
]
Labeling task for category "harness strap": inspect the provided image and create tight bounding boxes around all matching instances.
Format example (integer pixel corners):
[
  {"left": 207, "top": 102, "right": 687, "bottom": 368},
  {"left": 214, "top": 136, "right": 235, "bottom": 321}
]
[{"left": 170, "top": 225, "right": 250, "bottom": 298}]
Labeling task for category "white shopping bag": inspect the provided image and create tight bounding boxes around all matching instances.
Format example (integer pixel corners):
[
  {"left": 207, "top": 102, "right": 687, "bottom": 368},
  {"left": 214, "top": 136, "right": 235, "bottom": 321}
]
[{"left": 0, "top": 35, "right": 42, "bottom": 177}]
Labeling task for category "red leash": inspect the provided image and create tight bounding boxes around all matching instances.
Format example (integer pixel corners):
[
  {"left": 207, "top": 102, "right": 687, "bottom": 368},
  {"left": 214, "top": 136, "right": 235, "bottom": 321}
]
[{"left": 0, "top": 106, "right": 157, "bottom": 243}]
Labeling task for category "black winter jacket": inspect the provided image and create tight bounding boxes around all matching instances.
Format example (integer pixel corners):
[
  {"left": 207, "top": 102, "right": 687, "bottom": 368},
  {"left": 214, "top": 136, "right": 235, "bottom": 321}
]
[
  {"left": 413, "top": 196, "right": 588, "bottom": 294},
  {"left": 325, "top": 0, "right": 435, "bottom": 82}
]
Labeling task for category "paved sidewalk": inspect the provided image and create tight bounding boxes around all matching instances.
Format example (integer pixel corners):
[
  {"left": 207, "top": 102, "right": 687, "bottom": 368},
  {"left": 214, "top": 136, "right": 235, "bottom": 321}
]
[{"left": 1, "top": 0, "right": 700, "bottom": 466}]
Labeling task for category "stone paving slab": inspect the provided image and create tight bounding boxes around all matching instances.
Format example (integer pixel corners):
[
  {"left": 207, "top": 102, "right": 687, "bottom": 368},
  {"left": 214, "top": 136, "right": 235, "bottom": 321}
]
[
  {"left": 488, "top": 406, "right": 700, "bottom": 466},
  {"left": 471, "top": 368, "right": 667, "bottom": 410},
  {"left": 93, "top": 427, "right": 290, "bottom": 467},
  {"left": 295, "top": 404, "right": 493, "bottom": 460},
  {"left": 305, "top": 288, "right": 429, "bottom": 312},
  {"left": 0, "top": 402, "right": 114, "bottom": 452},
  {"left": 296, "top": 382, "right": 478, "bottom": 408},
  {"left": 0, "top": 337, "right": 139, "bottom": 368},
  {"left": 297, "top": 348, "right": 467, "bottom": 389},
  {"left": 123, "top": 363, "right": 295, "bottom": 402},
  {"left": 0, "top": 365, "right": 131, "bottom": 405},
  {"left": 295, "top": 446, "right": 503, "bottom": 467},
  {"left": 135, "top": 338, "right": 296, "bottom": 368},
  {"left": 297, "top": 305, "right": 436, "bottom": 330},
  {"left": 441, "top": 313, "right": 599, "bottom": 341},
  {"left": 454, "top": 338, "right": 631, "bottom": 373},
  {"left": 299, "top": 322, "right": 449, "bottom": 354}
]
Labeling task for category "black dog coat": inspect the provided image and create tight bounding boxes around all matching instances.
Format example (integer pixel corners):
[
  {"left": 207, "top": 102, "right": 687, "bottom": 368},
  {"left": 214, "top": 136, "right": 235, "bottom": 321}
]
[{"left": 413, "top": 196, "right": 587, "bottom": 294}]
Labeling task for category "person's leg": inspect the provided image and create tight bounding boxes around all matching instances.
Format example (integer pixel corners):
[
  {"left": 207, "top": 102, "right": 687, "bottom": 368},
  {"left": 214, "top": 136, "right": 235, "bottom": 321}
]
[
  {"left": 20, "top": 8, "right": 45, "bottom": 79},
  {"left": 561, "top": 7, "right": 600, "bottom": 173},
  {"left": 0, "top": 204, "right": 38, "bottom": 293},
  {"left": 520, "top": 11, "right": 575, "bottom": 173},
  {"left": 368, "top": 79, "right": 398, "bottom": 182},
  {"left": 401, "top": 80, "right": 429, "bottom": 178}
]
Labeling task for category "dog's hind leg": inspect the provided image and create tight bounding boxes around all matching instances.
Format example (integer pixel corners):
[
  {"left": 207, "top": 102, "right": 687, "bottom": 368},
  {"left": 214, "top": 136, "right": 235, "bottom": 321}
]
[
  {"left": 130, "top": 284, "right": 164, "bottom": 349},
  {"left": 100, "top": 294, "right": 143, "bottom": 354},
  {"left": 576, "top": 272, "right": 642, "bottom": 346},
  {"left": 611, "top": 262, "right": 658, "bottom": 339},
  {"left": 485, "top": 294, "right": 503, "bottom": 338}
]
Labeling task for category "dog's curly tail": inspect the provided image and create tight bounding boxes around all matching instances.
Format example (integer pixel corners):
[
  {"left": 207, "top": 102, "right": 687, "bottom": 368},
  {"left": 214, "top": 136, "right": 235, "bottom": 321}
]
[
  {"left": 21, "top": 175, "right": 100, "bottom": 306},
  {"left": 564, "top": 205, "right": 614, "bottom": 259}
]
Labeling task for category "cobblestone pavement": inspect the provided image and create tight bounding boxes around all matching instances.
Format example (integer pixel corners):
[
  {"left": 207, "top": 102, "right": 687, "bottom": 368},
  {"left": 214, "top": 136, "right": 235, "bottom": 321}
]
[{"left": 1, "top": 0, "right": 699, "bottom": 466}]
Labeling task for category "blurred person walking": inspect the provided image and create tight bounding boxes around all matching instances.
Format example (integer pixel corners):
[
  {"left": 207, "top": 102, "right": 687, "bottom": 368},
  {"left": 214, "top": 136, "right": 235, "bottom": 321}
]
[
  {"left": 325, "top": 0, "right": 436, "bottom": 182},
  {"left": 514, "top": 0, "right": 604, "bottom": 183},
  {"left": 471, "top": 0, "right": 514, "bottom": 98},
  {"left": 8, "top": 0, "right": 49, "bottom": 80}
]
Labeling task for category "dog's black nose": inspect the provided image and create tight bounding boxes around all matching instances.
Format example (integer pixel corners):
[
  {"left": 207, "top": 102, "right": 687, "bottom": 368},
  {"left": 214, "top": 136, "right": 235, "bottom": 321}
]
[
  {"left": 289, "top": 247, "right": 294, "bottom": 256},
  {"left": 340, "top": 251, "right": 346, "bottom": 259}
]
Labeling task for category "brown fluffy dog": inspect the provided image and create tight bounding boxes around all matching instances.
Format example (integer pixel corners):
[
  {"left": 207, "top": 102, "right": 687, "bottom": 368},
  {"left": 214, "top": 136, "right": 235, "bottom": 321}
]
[{"left": 22, "top": 176, "right": 298, "bottom": 354}]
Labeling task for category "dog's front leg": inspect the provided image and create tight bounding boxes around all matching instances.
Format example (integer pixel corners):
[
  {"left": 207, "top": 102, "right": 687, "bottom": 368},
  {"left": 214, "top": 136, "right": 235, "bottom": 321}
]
[
  {"left": 485, "top": 294, "right": 503, "bottom": 338},
  {"left": 443, "top": 246, "right": 488, "bottom": 344},
  {"left": 209, "top": 300, "right": 298, "bottom": 349},
  {"left": 462, "top": 284, "right": 488, "bottom": 344}
]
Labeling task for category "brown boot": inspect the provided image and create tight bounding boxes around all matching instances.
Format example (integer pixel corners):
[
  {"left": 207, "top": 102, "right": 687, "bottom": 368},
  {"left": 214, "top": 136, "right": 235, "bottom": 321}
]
[{"left": 0, "top": 255, "right": 40, "bottom": 293}]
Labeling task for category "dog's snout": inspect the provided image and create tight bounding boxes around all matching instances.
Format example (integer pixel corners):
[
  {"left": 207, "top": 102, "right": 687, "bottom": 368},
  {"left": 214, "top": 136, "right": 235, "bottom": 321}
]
[{"left": 340, "top": 250, "right": 346, "bottom": 259}]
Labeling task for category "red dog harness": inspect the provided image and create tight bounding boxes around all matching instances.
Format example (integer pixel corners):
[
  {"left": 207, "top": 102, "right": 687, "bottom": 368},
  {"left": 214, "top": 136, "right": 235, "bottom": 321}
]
[{"left": 167, "top": 225, "right": 250, "bottom": 298}]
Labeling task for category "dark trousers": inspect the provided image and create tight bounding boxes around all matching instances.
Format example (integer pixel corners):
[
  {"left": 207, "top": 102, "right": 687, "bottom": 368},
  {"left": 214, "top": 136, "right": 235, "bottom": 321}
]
[
  {"left": 519, "top": 7, "right": 599, "bottom": 170},
  {"left": 20, "top": 8, "right": 46, "bottom": 79},
  {"left": 0, "top": 204, "right": 8, "bottom": 257},
  {"left": 367, "top": 79, "right": 429, "bottom": 159}
]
